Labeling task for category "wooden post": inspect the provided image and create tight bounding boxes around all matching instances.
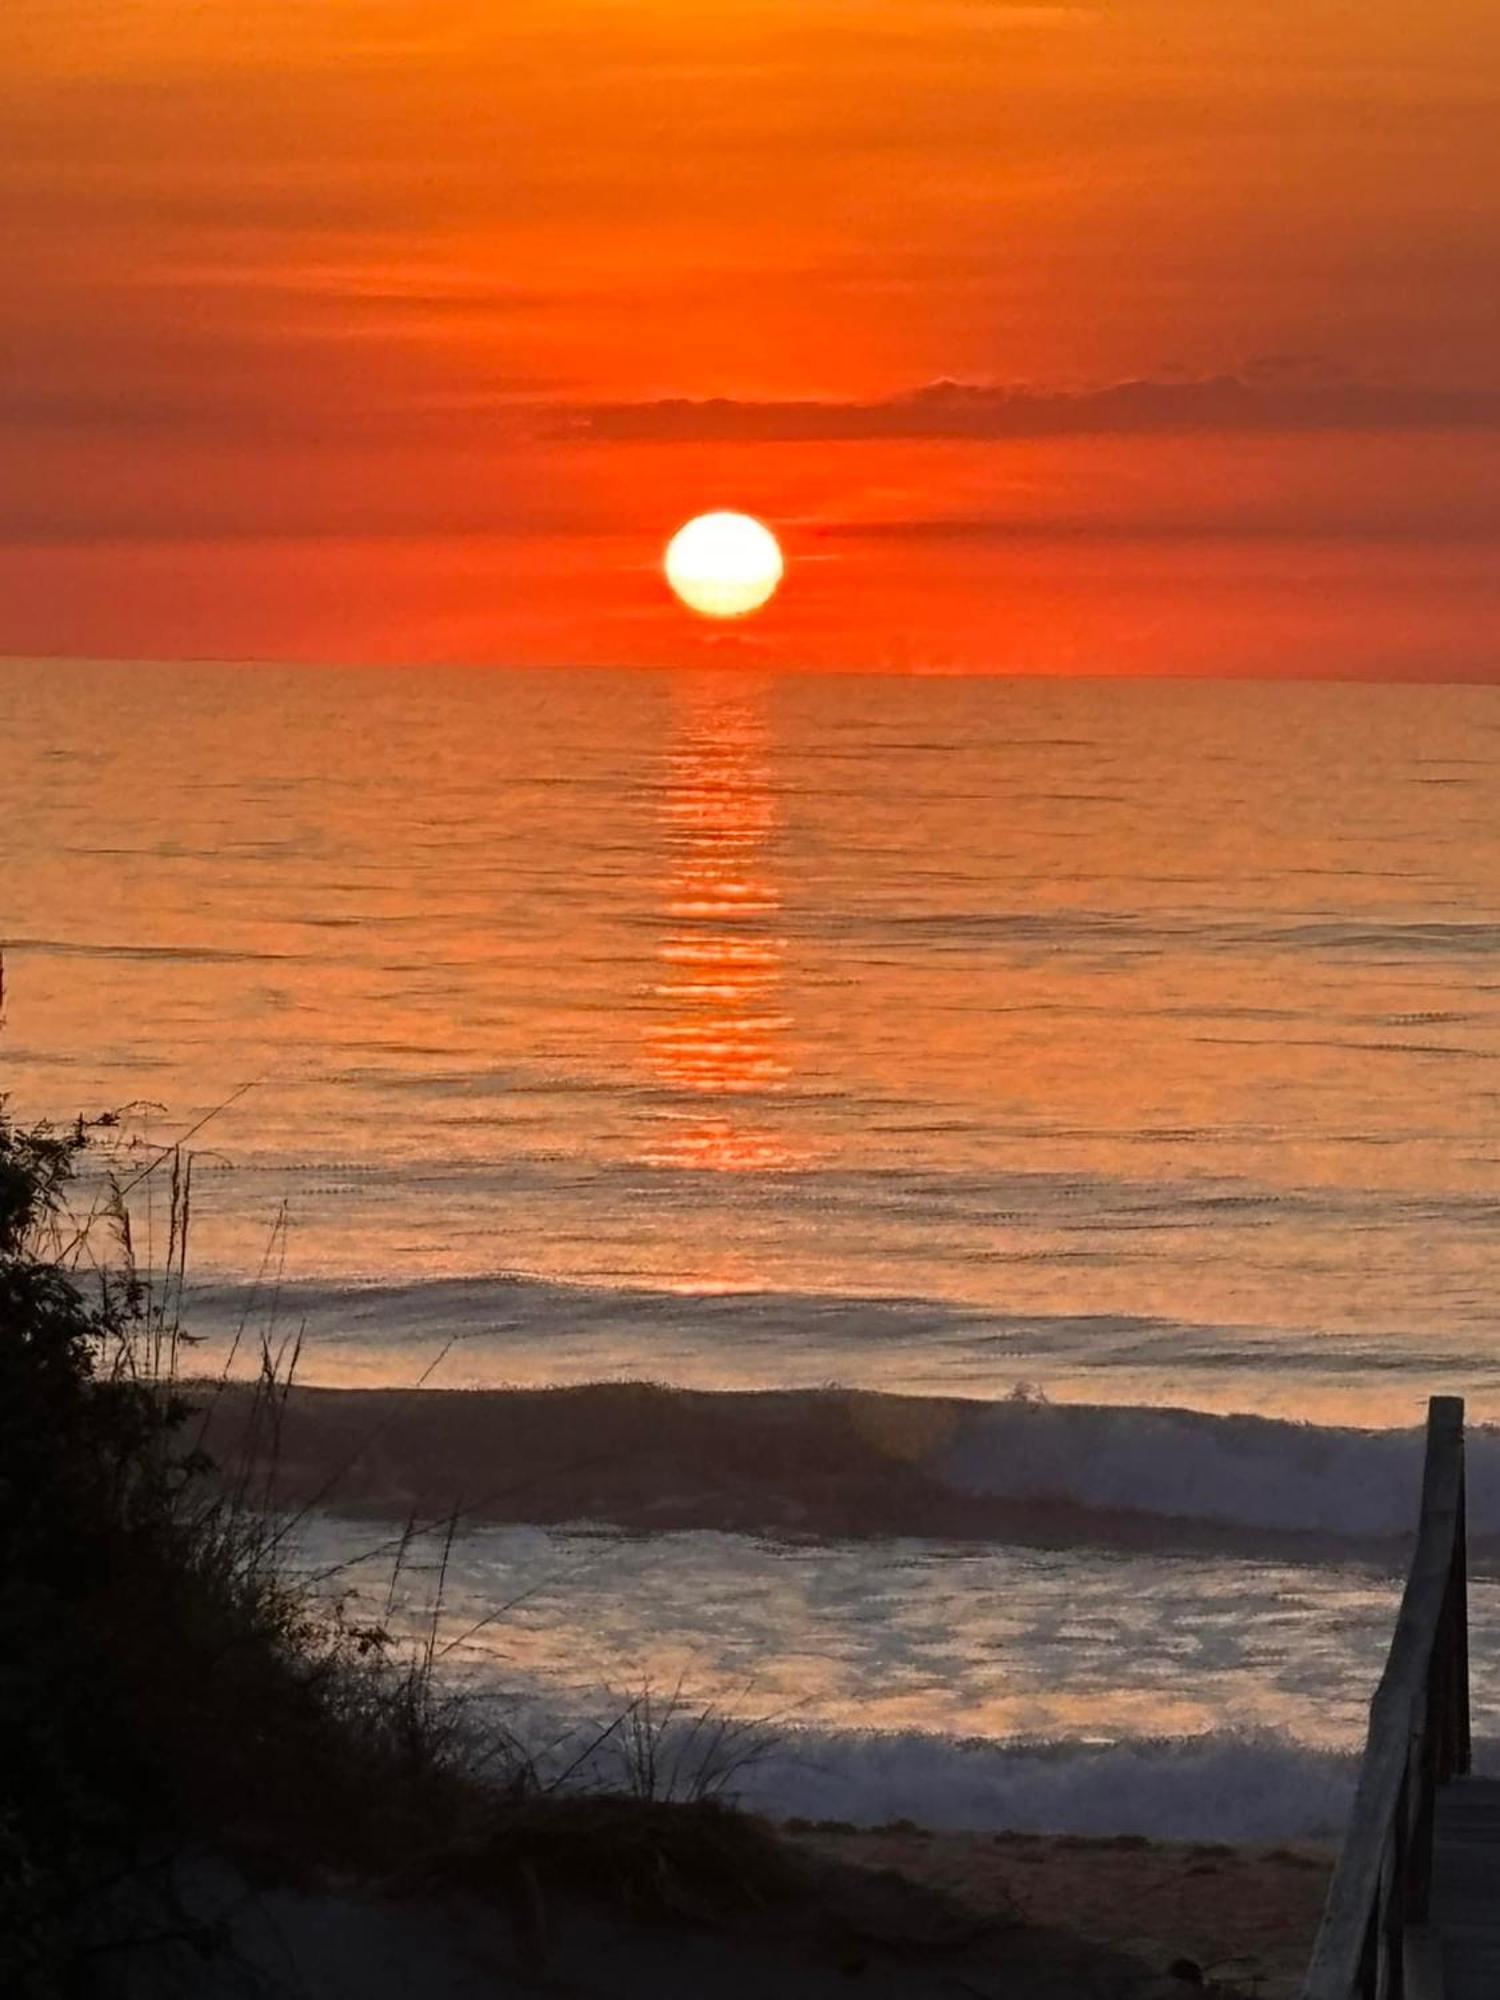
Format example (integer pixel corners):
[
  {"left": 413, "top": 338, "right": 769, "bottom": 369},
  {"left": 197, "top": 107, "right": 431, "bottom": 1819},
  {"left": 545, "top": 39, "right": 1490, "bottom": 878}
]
[{"left": 1301, "top": 1395, "right": 1468, "bottom": 2000}]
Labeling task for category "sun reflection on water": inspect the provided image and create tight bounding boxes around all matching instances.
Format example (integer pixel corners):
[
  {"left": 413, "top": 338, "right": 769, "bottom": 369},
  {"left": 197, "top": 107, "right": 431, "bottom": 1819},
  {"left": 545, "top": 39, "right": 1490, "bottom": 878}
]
[{"left": 641, "top": 673, "right": 803, "bottom": 1173}]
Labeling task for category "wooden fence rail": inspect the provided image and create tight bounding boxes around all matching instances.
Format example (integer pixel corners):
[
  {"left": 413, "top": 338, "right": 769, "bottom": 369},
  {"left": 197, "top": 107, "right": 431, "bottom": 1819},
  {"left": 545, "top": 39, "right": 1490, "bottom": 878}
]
[{"left": 1302, "top": 1394, "right": 1468, "bottom": 2000}]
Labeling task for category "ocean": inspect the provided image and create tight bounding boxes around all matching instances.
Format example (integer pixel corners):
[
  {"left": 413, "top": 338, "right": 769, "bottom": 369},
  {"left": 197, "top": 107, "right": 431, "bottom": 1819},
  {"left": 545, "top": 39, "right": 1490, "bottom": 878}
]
[{"left": 5, "top": 655, "right": 1500, "bottom": 1838}]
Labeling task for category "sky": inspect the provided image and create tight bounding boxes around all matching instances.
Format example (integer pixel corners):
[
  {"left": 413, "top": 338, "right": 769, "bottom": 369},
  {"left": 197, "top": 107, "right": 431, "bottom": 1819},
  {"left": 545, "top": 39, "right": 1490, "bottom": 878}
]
[{"left": 2, "top": 0, "right": 1498, "bottom": 675}]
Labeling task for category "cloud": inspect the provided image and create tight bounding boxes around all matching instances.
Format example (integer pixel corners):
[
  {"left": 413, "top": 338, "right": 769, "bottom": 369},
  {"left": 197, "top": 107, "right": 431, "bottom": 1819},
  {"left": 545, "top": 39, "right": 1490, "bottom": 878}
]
[
  {"left": 569, "top": 373, "right": 1500, "bottom": 444},
  {"left": 811, "top": 507, "right": 1500, "bottom": 547}
]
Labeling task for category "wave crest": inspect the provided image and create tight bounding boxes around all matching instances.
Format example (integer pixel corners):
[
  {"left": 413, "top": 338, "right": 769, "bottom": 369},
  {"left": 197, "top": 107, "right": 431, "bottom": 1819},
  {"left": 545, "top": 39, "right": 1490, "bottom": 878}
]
[{"left": 201, "top": 1379, "right": 1496, "bottom": 1553}]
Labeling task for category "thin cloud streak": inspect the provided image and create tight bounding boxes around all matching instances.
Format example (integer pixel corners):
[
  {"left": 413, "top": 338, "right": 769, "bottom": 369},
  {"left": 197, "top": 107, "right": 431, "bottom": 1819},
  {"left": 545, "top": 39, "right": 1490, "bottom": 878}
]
[
  {"left": 812, "top": 510, "right": 1500, "bottom": 548},
  {"left": 572, "top": 375, "right": 1500, "bottom": 444}
]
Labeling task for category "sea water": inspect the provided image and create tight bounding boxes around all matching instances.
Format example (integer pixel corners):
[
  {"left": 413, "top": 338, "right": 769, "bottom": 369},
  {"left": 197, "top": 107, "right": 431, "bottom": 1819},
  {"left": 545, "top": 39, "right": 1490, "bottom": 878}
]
[{"left": 6, "top": 657, "right": 1500, "bottom": 1834}]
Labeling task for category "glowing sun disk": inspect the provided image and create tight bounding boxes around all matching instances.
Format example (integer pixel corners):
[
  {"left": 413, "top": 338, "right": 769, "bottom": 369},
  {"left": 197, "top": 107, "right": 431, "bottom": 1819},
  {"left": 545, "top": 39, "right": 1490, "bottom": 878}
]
[{"left": 664, "top": 512, "right": 784, "bottom": 619}]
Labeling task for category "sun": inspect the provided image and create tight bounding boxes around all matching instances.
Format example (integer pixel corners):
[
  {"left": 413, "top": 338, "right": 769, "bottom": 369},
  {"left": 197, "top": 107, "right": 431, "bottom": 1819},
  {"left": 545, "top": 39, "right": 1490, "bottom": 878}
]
[{"left": 664, "top": 512, "right": 784, "bottom": 619}]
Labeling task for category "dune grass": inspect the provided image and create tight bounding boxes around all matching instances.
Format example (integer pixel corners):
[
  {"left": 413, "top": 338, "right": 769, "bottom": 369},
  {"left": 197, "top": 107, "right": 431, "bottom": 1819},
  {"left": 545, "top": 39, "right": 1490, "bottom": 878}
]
[
  {"left": 0, "top": 1102, "right": 453, "bottom": 1983},
  {"left": 0, "top": 1095, "right": 791, "bottom": 1997}
]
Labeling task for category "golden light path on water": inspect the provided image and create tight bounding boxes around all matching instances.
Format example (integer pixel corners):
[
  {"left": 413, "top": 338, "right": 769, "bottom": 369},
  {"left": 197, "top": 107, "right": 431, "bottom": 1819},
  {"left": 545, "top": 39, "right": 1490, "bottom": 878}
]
[{"left": 642, "top": 672, "right": 804, "bottom": 1180}]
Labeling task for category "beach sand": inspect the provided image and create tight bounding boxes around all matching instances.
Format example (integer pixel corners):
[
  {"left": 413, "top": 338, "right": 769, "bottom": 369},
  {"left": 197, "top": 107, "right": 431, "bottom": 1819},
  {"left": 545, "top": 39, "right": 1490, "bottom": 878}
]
[
  {"left": 99, "top": 1824, "right": 1332, "bottom": 1997},
  {"left": 787, "top": 1825, "right": 1333, "bottom": 1997}
]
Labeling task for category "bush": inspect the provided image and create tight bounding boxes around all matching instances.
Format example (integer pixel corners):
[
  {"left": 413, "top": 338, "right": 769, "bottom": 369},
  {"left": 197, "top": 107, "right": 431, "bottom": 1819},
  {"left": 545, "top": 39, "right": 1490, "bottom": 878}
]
[
  {"left": 0, "top": 1105, "right": 467, "bottom": 1994},
  {"left": 0, "top": 1095, "right": 795, "bottom": 1995}
]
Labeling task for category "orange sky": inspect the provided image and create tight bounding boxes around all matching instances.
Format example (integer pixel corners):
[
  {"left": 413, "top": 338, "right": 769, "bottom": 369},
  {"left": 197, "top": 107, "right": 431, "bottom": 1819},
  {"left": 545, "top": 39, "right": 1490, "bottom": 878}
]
[{"left": 3, "top": 0, "right": 1498, "bottom": 674}]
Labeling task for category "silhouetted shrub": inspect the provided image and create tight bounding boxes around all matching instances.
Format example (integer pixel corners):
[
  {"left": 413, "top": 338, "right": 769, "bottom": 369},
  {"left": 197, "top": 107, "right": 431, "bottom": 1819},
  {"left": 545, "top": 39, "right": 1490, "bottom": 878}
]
[{"left": 0, "top": 1105, "right": 467, "bottom": 1994}]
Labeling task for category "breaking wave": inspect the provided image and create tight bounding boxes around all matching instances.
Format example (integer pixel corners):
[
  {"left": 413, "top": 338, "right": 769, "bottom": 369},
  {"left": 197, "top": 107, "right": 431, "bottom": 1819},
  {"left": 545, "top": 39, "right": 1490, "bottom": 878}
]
[
  {"left": 199, "top": 1372, "right": 1500, "bottom": 1553},
  {"left": 455, "top": 1687, "right": 1361, "bottom": 1841},
  {"left": 935, "top": 1398, "right": 1490, "bottom": 1540},
  {"left": 700, "top": 1724, "right": 1360, "bottom": 1842}
]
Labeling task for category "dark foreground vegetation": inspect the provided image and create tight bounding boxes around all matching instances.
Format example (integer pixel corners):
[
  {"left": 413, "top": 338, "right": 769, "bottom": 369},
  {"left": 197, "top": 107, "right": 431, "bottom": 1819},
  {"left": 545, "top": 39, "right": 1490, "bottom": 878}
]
[
  {"left": 0, "top": 1106, "right": 428, "bottom": 1986},
  {"left": 0, "top": 1106, "right": 804, "bottom": 1997}
]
